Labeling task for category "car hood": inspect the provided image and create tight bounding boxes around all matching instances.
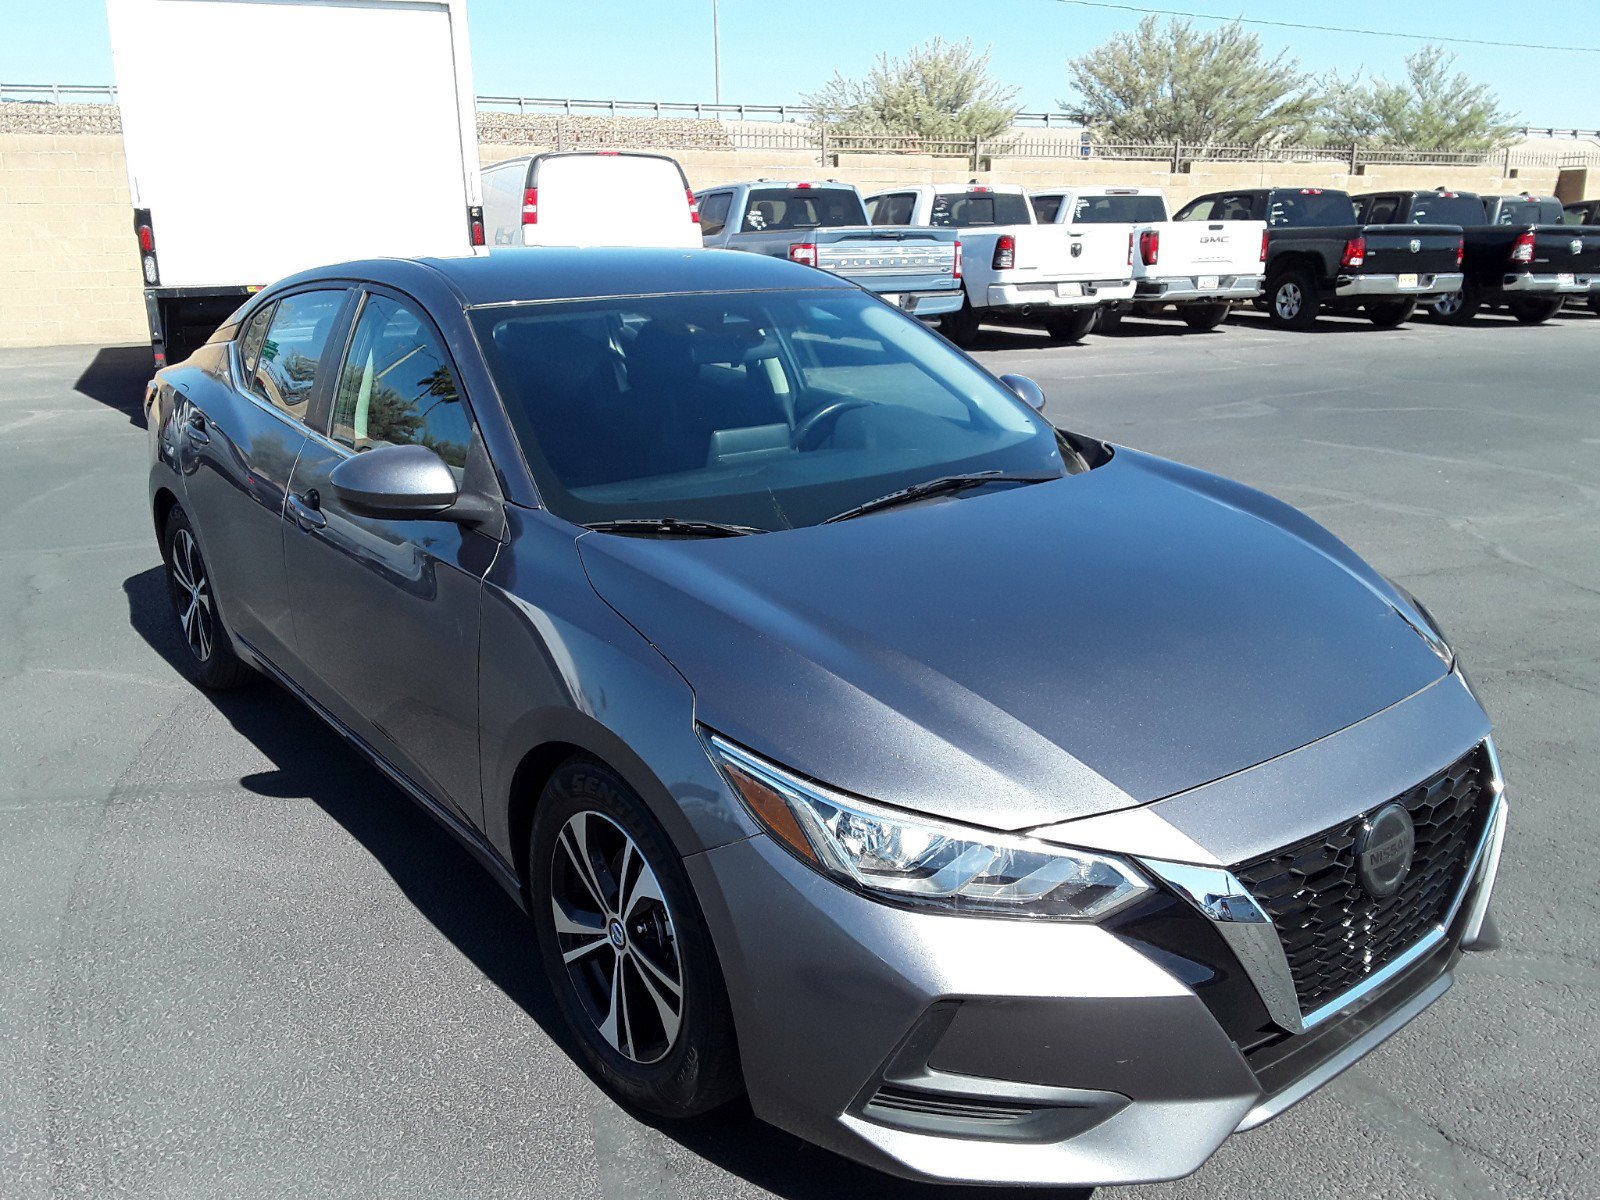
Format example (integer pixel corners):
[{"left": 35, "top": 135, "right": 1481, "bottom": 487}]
[{"left": 577, "top": 448, "right": 1449, "bottom": 830}]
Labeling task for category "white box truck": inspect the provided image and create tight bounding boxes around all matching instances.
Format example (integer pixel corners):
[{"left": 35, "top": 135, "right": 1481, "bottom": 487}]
[{"left": 106, "top": 0, "right": 485, "bottom": 365}]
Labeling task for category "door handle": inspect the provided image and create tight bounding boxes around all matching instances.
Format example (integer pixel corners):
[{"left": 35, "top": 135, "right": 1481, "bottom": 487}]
[
  {"left": 184, "top": 409, "right": 211, "bottom": 445},
  {"left": 289, "top": 490, "right": 327, "bottom": 531}
]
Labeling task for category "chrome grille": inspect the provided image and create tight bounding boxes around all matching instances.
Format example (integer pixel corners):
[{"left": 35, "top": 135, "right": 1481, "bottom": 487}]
[{"left": 1233, "top": 745, "right": 1493, "bottom": 1016}]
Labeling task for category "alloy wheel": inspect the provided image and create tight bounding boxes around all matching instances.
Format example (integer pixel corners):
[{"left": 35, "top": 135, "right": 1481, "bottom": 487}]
[
  {"left": 1432, "top": 292, "right": 1463, "bottom": 317},
  {"left": 549, "top": 810, "right": 684, "bottom": 1065},
  {"left": 169, "top": 527, "right": 215, "bottom": 662},
  {"left": 1274, "top": 283, "right": 1303, "bottom": 321}
]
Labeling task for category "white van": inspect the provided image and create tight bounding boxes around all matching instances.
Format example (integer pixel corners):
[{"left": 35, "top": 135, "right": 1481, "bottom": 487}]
[{"left": 482, "top": 151, "right": 702, "bottom": 249}]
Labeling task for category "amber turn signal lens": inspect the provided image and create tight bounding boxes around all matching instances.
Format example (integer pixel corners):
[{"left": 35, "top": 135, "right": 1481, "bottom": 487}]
[{"left": 722, "top": 762, "right": 821, "bottom": 865}]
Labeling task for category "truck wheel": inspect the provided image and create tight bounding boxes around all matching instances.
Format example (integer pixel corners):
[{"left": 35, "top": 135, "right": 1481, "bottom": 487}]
[
  {"left": 1508, "top": 297, "right": 1564, "bottom": 325},
  {"left": 1266, "top": 269, "right": 1319, "bottom": 330},
  {"left": 1590, "top": 293, "right": 1600, "bottom": 316},
  {"left": 1180, "top": 303, "right": 1231, "bottom": 331},
  {"left": 1428, "top": 282, "right": 1480, "bottom": 324},
  {"left": 1095, "top": 307, "right": 1125, "bottom": 334},
  {"left": 1045, "top": 309, "right": 1098, "bottom": 344},
  {"left": 938, "top": 300, "right": 981, "bottom": 349},
  {"left": 1366, "top": 299, "right": 1417, "bottom": 328}
]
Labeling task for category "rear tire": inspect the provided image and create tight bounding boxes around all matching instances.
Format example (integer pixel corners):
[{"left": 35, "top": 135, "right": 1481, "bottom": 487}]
[
  {"left": 1509, "top": 296, "right": 1564, "bottom": 325},
  {"left": 1266, "top": 269, "right": 1319, "bottom": 330},
  {"left": 938, "top": 299, "right": 981, "bottom": 348},
  {"left": 1095, "top": 307, "right": 1125, "bottom": 335},
  {"left": 1590, "top": 293, "right": 1600, "bottom": 315},
  {"left": 530, "top": 758, "right": 743, "bottom": 1119},
  {"left": 1366, "top": 299, "right": 1417, "bottom": 328},
  {"left": 161, "top": 506, "right": 253, "bottom": 690},
  {"left": 1180, "top": 302, "right": 1231, "bottom": 331},
  {"left": 1429, "top": 281, "right": 1480, "bottom": 324},
  {"left": 1044, "top": 308, "right": 1098, "bottom": 344}
]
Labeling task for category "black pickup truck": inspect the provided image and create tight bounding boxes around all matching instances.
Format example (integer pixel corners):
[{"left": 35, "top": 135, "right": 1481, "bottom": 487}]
[
  {"left": 1174, "top": 186, "right": 1464, "bottom": 329},
  {"left": 1354, "top": 190, "right": 1600, "bottom": 324}
]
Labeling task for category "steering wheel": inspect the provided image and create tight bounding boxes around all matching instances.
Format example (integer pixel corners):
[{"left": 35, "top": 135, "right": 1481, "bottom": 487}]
[{"left": 792, "top": 399, "right": 871, "bottom": 450}]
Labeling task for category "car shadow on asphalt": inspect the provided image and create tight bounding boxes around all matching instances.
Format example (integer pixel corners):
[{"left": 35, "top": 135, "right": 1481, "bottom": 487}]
[
  {"left": 122, "top": 565, "right": 1090, "bottom": 1200},
  {"left": 75, "top": 345, "right": 154, "bottom": 428}
]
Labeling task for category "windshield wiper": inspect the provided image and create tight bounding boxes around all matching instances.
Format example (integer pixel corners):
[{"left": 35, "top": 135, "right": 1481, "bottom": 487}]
[
  {"left": 822, "top": 471, "right": 1059, "bottom": 525},
  {"left": 581, "top": 517, "right": 767, "bottom": 538}
]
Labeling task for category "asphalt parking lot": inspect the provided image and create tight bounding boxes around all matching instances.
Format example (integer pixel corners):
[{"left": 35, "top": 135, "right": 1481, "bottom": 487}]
[{"left": 2, "top": 305, "right": 1597, "bottom": 1200}]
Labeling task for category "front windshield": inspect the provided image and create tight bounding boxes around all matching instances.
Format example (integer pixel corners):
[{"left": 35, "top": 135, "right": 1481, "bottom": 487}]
[{"left": 471, "top": 290, "right": 1067, "bottom": 531}]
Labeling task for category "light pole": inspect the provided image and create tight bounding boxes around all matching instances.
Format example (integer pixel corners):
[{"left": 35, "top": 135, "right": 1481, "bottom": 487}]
[{"left": 712, "top": 0, "right": 722, "bottom": 106}]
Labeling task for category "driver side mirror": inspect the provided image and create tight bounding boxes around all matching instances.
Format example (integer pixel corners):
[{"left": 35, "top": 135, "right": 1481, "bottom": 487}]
[
  {"left": 1000, "top": 373, "right": 1047, "bottom": 412},
  {"left": 329, "top": 443, "right": 461, "bottom": 520}
]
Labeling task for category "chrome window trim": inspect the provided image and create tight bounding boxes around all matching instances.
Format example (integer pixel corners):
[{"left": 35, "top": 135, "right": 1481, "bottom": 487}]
[{"left": 1142, "top": 738, "right": 1507, "bottom": 1036}]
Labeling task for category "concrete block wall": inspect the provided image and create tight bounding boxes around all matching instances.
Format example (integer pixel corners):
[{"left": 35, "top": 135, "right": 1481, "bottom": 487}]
[{"left": 0, "top": 127, "right": 1583, "bottom": 349}]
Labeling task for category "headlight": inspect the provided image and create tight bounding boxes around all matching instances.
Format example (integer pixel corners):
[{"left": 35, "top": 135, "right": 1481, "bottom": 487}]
[{"left": 707, "top": 733, "right": 1151, "bottom": 921}]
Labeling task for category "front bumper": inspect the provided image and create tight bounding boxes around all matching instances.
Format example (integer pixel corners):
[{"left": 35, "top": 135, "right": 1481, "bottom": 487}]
[
  {"left": 1497, "top": 271, "right": 1594, "bottom": 295},
  {"left": 1336, "top": 271, "right": 1464, "bottom": 299},
  {"left": 688, "top": 704, "right": 1505, "bottom": 1188},
  {"left": 987, "top": 280, "right": 1137, "bottom": 310},
  {"left": 1135, "top": 274, "right": 1263, "bottom": 303}
]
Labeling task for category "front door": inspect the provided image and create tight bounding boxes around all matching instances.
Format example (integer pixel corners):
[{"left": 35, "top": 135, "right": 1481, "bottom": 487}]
[
  {"left": 281, "top": 289, "right": 499, "bottom": 825},
  {"left": 178, "top": 288, "right": 349, "bottom": 666}
]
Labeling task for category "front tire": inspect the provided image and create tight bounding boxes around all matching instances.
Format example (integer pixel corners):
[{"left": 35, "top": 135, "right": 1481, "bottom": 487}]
[
  {"left": 1266, "top": 268, "right": 1319, "bottom": 330},
  {"left": 1180, "top": 302, "right": 1231, "bottom": 331},
  {"left": 1429, "top": 281, "right": 1480, "bottom": 324},
  {"left": 1044, "top": 307, "right": 1098, "bottom": 344},
  {"left": 1366, "top": 299, "right": 1417, "bottom": 328},
  {"left": 1509, "top": 296, "right": 1564, "bottom": 325},
  {"left": 530, "top": 758, "right": 743, "bottom": 1119},
  {"left": 162, "top": 506, "right": 253, "bottom": 690}
]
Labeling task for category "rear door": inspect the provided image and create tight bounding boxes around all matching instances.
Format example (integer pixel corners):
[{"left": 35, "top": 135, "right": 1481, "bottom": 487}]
[
  {"left": 529, "top": 153, "right": 700, "bottom": 248},
  {"left": 281, "top": 287, "right": 501, "bottom": 824},
  {"left": 178, "top": 287, "right": 351, "bottom": 667}
]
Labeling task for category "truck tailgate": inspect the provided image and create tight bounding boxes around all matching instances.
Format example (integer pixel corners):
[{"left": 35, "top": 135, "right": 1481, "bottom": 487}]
[
  {"left": 817, "top": 230, "right": 958, "bottom": 290},
  {"left": 1020, "top": 225, "right": 1132, "bottom": 281},
  {"left": 1135, "top": 221, "right": 1264, "bottom": 280},
  {"left": 1360, "top": 225, "right": 1463, "bottom": 278},
  {"left": 1532, "top": 226, "right": 1600, "bottom": 275}
]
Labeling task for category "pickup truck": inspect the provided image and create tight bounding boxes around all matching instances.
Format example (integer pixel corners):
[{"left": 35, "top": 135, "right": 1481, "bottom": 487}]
[
  {"left": 694, "top": 181, "right": 963, "bottom": 319},
  {"left": 1174, "top": 187, "right": 1464, "bottom": 329},
  {"left": 1353, "top": 190, "right": 1600, "bottom": 324},
  {"left": 1032, "top": 186, "right": 1265, "bottom": 332},
  {"left": 862, "top": 183, "right": 1134, "bottom": 346},
  {"left": 1563, "top": 199, "right": 1600, "bottom": 314}
]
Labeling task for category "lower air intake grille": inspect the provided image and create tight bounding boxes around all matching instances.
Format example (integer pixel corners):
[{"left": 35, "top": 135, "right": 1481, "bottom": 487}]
[{"left": 1233, "top": 744, "right": 1493, "bottom": 1016}]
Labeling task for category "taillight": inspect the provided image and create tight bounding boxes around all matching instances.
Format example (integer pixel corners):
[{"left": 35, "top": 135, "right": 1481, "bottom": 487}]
[
  {"left": 1139, "top": 228, "right": 1160, "bottom": 266},
  {"left": 133, "top": 208, "right": 159, "bottom": 285},
  {"left": 953, "top": 239, "right": 963, "bottom": 280},
  {"left": 687, "top": 188, "right": 700, "bottom": 224},
  {"left": 1510, "top": 230, "right": 1535, "bottom": 264},
  {"left": 1456, "top": 236, "right": 1465, "bottom": 267},
  {"left": 521, "top": 187, "right": 538, "bottom": 226},
  {"left": 992, "top": 234, "right": 1016, "bottom": 271},
  {"left": 1341, "top": 234, "right": 1366, "bottom": 268},
  {"left": 1260, "top": 229, "right": 1270, "bottom": 262},
  {"left": 789, "top": 242, "right": 818, "bottom": 267},
  {"left": 467, "top": 204, "right": 485, "bottom": 247}
]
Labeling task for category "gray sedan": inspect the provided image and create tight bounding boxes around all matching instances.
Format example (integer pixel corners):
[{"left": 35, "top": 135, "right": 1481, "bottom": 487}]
[{"left": 144, "top": 247, "right": 1505, "bottom": 1193}]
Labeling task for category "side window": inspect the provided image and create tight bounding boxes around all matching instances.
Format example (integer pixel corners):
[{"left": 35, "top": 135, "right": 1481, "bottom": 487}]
[
  {"left": 1032, "top": 195, "right": 1062, "bottom": 223},
  {"left": 250, "top": 290, "right": 346, "bottom": 421},
  {"left": 1175, "top": 197, "right": 1215, "bottom": 221},
  {"left": 1367, "top": 196, "right": 1400, "bottom": 224},
  {"left": 237, "top": 301, "right": 275, "bottom": 378},
  {"left": 699, "top": 191, "right": 732, "bottom": 237},
  {"left": 873, "top": 193, "right": 914, "bottom": 225},
  {"left": 331, "top": 293, "right": 473, "bottom": 471}
]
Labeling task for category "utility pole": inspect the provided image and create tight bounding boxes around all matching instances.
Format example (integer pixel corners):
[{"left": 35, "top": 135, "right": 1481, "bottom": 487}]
[{"left": 712, "top": 0, "right": 722, "bottom": 106}]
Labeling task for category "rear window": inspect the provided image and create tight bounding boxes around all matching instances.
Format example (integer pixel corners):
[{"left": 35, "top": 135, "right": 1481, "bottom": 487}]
[
  {"left": 1265, "top": 190, "right": 1356, "bottom": 227},
  {"left": 1071, "top": 194, "right": 1167, "bottom": 223},
  {"left": 1493, "top": 198, "right": 1563, "bottom": 225},
  {"left": 1409, "top": 194, "right": 1486, "bottom": 225},
  {"left": 742, "top": 188, "right": 866, "bottom": 232},
  {"left": 930, "top": 192, "right": 1033, "bottom": 227}
]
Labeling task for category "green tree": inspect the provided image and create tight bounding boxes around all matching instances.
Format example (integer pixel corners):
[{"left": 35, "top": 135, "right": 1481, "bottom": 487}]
[
  {"left": 805, "top": 38, "right": 1018, "bottom": 143},
  {"left": 1065, "top": 16, "right": 1320, "bottom": 146},
  {"left": 1320, "top": 45, "right": 1517, "bottom": 150}
]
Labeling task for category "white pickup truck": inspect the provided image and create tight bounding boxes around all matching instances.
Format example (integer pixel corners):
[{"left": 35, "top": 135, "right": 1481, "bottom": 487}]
[
  {"left": 865, "top": 184, "right": 1135, "bottom": 346},
  {"left": 1031, "top": 187, "right": 1266, "bottom": 332}
]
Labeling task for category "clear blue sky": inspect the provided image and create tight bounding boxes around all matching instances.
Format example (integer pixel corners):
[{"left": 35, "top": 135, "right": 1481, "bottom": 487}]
[{"left": 5, "top": 0, "right": 1597, "bottom": 127}]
